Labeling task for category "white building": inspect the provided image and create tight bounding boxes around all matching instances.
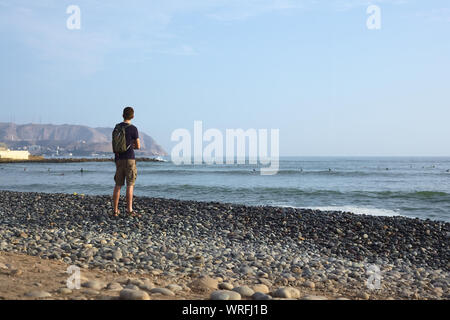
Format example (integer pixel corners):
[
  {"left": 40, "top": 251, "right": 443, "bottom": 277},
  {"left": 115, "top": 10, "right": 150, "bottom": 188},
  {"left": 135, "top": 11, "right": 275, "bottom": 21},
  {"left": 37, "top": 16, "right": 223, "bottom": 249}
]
[{"left": 0, "top": 149, "right": 31, "bottom": 160}]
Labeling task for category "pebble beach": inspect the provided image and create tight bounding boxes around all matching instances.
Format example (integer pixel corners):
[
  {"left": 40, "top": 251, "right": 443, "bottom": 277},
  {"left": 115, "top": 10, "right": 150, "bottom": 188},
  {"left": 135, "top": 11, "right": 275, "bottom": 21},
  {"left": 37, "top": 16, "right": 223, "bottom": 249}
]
[{"left": 0, "top": 190, "right": 448, "bottom": 300}]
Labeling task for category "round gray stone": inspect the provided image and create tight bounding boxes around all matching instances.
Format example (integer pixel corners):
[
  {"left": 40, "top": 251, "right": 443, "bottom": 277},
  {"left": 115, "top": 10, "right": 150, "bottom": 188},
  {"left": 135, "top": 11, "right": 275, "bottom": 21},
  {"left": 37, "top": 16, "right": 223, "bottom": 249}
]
[
  {"left": 210, "top": 291, "right": 230, "bottom": 300},
  {"left": 301, "top": 295, "right": 328, "bottom": 300},
  {"left": 150, "top": 287, "right": 175, "bottom": 296},
  {"left": 82, "top": 280, "right": 105, "bottom": 291},
  {"left": 218, "top": 282, "right": 234, "bottom": 290},
  {"left": 210, "top": 290, "right": 241, "bottom": 301},
  {"left": 166, "top": 284, "right": 183, "bottom": 292},
  {"left": 273, "top": 287, "right": 301, "bottom": 299},
  {"left": 25, "top": 291, "right": 52, "bottom": 298},
  {"left": 232, "top": 286, "right": 255, "bottom": 297},
  {"left": 252, "top": 292, "right": 272, "bottom": 300},
  {"left": 58, "top": 288, "right": 73, "bottom": 295},
  {"left": 252, "top": 284, "right": 269, "bottom": 294},
  {"left": 113, "top": 250, "right": 123, "bottom": 260},
  {"left": 107, "top": 282, "right": 123, "bottom": 291},
  {"left": 119, "top": 289, "right": 150, "bottom": 300},
  {"left": 124, "top": 284, "right": 140, "bottom": 290}
]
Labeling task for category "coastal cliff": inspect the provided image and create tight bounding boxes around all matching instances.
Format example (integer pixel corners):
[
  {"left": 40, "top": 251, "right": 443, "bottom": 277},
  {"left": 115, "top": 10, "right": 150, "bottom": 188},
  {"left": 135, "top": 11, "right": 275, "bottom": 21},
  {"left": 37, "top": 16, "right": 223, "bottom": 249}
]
[{"left": 0, "top": 122, "right": 167, "bottom": 156}]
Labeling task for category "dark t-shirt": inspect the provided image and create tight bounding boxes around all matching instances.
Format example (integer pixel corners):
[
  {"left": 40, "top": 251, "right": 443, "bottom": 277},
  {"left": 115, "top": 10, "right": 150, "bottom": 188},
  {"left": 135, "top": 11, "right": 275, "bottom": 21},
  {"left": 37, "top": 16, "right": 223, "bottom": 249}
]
[{"left": 114, "top": 122, "right": 139, "bottom": 161}]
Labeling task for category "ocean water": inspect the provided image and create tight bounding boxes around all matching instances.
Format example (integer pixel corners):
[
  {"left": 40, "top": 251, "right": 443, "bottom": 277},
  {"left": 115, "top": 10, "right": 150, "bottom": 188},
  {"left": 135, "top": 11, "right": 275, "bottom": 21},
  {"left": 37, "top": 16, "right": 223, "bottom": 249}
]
[{"left": 1, "top": 157, "right": 450, "bottom": 222}]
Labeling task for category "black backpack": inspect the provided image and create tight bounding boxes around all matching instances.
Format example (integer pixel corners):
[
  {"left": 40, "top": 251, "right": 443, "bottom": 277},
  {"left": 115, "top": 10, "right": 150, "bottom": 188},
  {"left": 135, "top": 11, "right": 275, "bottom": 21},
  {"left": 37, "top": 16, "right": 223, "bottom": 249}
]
[{"left": 112, "top": 123, "right": 131, "bottom": 153}]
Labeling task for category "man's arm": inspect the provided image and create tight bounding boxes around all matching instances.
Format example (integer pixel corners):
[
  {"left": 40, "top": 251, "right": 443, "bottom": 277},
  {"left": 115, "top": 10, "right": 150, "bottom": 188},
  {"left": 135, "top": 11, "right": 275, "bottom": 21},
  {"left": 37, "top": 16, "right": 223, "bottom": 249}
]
[
  {"left": 132, "top": 126, "right": 140, "bottom": 150},
  {"left": 134, "top": 138, "right": 141, "bottom": 150}
]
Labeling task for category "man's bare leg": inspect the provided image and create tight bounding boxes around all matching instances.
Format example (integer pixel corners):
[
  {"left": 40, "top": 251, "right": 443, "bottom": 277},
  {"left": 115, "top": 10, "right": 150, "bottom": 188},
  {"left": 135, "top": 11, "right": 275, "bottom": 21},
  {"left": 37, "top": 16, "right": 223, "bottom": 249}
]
[
  {"left": 113, "top": 185, "right": 121, "bottom": 214},
  {"left": 126, "top": 185, "right": 134, "bottom": 213}
]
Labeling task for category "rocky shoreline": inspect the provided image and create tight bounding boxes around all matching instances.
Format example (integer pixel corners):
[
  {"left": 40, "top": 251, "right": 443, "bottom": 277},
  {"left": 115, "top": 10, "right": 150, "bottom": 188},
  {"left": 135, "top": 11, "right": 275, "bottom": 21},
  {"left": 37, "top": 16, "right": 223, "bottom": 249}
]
[
  {"left": 0, "top": 190, "right": 448, "bottom": 300},
  {"left": 0, "top": 157, "right": 164, "bottom": 164}
]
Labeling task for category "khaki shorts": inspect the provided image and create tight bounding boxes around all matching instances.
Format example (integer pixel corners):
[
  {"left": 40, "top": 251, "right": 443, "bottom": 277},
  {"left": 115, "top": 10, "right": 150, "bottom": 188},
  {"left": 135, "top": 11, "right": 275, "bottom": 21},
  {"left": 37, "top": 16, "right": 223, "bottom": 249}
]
[{"left": 114, "top": 159, "right": 137, "bottom": 186}]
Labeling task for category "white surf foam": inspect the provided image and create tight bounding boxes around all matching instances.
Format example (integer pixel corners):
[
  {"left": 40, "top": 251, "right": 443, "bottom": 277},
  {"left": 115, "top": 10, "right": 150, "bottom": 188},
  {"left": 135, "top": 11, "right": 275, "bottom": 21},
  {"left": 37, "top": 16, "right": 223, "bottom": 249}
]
[
  {"left": 307, "top": 206, "right": 402, "bottom": 217},
  {"left": 274, "top": 203, "right": 402, "bottom": 217}
]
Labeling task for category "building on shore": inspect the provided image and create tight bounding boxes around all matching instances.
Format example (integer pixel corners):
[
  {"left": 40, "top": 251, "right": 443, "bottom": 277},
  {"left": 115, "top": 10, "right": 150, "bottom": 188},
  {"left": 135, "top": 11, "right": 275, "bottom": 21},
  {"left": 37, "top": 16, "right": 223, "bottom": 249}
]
[{"left": 0, "top": 148, "right": 31, "bottom": 160}]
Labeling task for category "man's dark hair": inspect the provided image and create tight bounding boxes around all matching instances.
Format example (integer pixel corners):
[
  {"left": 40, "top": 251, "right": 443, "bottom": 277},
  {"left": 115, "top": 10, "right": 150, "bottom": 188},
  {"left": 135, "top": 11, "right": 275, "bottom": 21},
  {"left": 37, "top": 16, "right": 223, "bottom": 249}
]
[{"left": 123, "top": 107, "right": 134, "bottom": 120}]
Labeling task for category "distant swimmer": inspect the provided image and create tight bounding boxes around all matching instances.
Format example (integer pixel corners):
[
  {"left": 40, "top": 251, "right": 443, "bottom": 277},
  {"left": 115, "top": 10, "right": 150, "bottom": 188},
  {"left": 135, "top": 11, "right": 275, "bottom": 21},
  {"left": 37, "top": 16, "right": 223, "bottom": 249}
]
[
  {"left": 252, "top": 169, "right": 256, "bottom": 172},
  {"left": 329, "top": 168, "right": 332, "bottom": 172},
  {"left": 446, "top": 169, "right": 450, "bottom": 173},
  {"left": 24, "top": 168, "right": 27, "bottom": 171},
  {"left": 386, "top": 168, "right": 389, "bottom": 171},
  {"left": 80, "top": 168, "right": 84, "bottom": 173}
]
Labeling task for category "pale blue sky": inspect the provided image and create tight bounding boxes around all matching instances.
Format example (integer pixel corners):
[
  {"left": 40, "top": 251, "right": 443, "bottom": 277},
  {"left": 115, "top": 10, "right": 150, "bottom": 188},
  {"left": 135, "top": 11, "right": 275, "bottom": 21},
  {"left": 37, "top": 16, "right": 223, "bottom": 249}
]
[{"left": 0, "top": 0, "right": 449, "bottom": 156}]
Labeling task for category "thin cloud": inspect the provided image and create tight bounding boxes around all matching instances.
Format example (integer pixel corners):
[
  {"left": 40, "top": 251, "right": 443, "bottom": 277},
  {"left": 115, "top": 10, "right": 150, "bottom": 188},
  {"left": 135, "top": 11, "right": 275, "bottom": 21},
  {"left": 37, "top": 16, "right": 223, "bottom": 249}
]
[
  {"left": 0, "top": 5, "right": 112, "bottom": 75},
  {"left": 1, "top": 0, "right": 306, "bottom": 75},
  {"left": 205, "top": 0, "right": 308, "bottom": 21},
  {"left": 415, "top": 7, "right": 450, "bottom": 22},
  {"left": 333, "top": 0, "right": 408, "bottom": 11},
  {"left": 0, "top": 0, "right": 420, "bottom": 76},
  {"left": 0, "top": 1, "right": 198, "bottom": 75}
]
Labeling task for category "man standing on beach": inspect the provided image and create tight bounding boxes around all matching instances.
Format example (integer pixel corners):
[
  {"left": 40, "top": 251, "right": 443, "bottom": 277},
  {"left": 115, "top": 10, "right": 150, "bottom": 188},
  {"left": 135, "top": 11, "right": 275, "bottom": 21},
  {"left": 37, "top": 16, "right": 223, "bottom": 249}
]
[{"left": 112, "top": 107, "right": 140, "bottom": 217}]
